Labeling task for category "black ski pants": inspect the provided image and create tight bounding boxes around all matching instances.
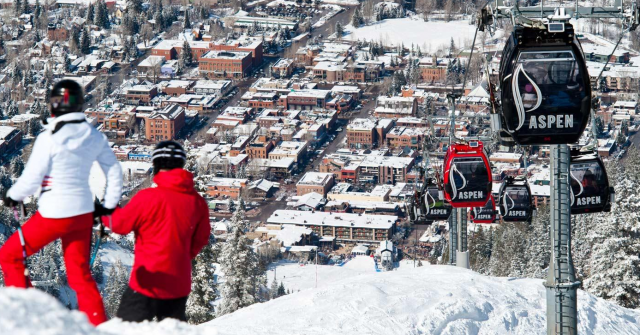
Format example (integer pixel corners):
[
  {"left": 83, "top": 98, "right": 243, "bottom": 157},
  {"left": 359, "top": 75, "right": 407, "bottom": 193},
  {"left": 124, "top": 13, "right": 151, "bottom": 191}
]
[{"left": 116, "top": 286, "right": 188, "bottom": 322}]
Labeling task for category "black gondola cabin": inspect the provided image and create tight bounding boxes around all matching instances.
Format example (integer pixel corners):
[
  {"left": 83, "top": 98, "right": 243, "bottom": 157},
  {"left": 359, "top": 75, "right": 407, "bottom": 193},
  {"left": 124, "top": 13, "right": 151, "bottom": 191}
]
[
  {"left": 499, "top": 23, "right": 591, "bottom": 145},
  {"left": 423, "top": 181, "right": 452, "bottom": 221},
  {"left": 570, "top": 150, "right": 613, "bottom": 214},
  {"left": 471, "top": 195, "right": 497, "bottom": 224},
  {"left": 498, "top": 177, "right": 534, "bottom": 222}
]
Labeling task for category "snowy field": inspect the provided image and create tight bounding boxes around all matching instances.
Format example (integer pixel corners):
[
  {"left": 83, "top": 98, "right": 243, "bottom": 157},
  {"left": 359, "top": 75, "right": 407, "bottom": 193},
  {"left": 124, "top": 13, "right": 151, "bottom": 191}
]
[
  {"left": 343, "top": 18, "right": 478, "bottom": 52},
  {"left": 2, "top": 264, "right": 640, "bottom": 334}
]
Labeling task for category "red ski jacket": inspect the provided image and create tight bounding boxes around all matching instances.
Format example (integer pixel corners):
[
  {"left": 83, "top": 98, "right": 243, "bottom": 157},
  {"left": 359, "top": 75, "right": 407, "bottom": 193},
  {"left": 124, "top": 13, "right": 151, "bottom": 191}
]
[{"left": 106, "top": 169, "right": 211, "bottom": 299}]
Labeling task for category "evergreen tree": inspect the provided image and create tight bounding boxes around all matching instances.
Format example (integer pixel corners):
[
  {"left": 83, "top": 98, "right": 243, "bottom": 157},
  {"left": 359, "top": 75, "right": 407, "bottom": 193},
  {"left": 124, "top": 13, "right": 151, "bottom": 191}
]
[
  {"left": 10, "top": 155, "right": 25, "bottom": 178},
  {"left": 582, "top": 151, "right": 640, "bottom": 308},
  {"left": 181, "top": 40, "right": 193, "bottom": 66},
  {"left": 29, "top": 118, "right": 43, "bottom": 137},
  {"left": 91, "top": 256, "right": 104, "bottom": 285},
  {"left": 487, "top": 222, "right": 528, "bottom": 277},
  {"left": 186, "top": 243, "right": 217, "bottom": 324},
  {"left": 335, "top": 22, "right": 344, "bottom": 39},
  {"left": 86, "top": 3, "right": 95, "bottom": 24},
  {"left": 524, "top": 206, "right": 550, "bottom": 279},
  {"left": 217, "top": 198, "right": 261, "bottom": 316},
  {"left": 469, "top": 225, "right": 492, "bottom": 274},
  {"left": 14, "top": 0, "right": 22, "bottom": 16},
  {"left": 34, "top": 0, "right": 42, "bottom": 23},
  {"left": 80, "top": 27, "right": 91, "bottom": 55},
  {"left": 21, "top": 0, "right": 28, "bottom": 14},
  {"left": 184, "top": 9, "right": 191, "bottom": 29},
  {"left": 153, "top": 10, "right": 164, "bottom": 31},
  {"left": 351, "top": 7, "right": 364, "bottom": 28},
  {"left": 128, "top": 0, "right": 142, "bottom": 15},
  {"left": 277, "top": 282, "right": 286, "bottom": 297},
  {"left": 449, "top": 37, "right": 456, "bottom": 57},
  {"left": 95, "top": 0, "right": 109, "bottom": 29},
  {"left": 103, "top": 259, "right": 129, "bottom": 318},
  {"left": 270, "top": 279, "right": 279, "bottom": 299},
  {"left": 0, "top": 234, "right": 4, "bottom": 286}
]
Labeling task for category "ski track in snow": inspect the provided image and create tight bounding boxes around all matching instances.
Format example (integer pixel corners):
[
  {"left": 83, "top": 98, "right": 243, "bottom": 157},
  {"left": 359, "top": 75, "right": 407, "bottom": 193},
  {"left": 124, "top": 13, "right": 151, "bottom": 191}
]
[{"left": 2, "top": 263, "right": 640, "bottom": 334}]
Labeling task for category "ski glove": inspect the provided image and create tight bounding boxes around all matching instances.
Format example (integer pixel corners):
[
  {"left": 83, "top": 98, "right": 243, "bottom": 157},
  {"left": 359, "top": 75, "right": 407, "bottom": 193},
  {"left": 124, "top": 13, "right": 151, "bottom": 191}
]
[
  {"left": 93, "top": 200, "right": 116, "bottom": 218},
  {"left": 2, "top": 188, "right": 20, "bottom": 208}
]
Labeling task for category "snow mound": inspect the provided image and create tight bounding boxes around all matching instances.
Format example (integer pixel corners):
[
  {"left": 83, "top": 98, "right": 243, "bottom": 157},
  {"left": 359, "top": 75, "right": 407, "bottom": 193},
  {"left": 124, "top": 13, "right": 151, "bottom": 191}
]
[
  {"left": 2, "top": 266, "right": 640, "bottom": 334},
  {"left": 207, "top": 266, "right": 640, "bottom": 335}
]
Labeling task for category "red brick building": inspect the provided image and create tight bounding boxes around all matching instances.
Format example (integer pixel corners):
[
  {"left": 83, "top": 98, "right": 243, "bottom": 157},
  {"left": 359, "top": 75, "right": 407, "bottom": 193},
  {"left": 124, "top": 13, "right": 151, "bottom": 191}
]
[
  {"left": 145, "top": 105, "right": 186, "bottom": 142},
  {"left": 199, "top": 50, "right": 253, "bottom": 79}
]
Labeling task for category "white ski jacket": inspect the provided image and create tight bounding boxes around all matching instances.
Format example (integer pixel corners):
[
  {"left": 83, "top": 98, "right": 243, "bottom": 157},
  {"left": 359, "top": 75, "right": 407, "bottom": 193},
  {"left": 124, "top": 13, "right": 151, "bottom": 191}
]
[{"left": 8, "top": 113, "right": 123, "bottom": 218}]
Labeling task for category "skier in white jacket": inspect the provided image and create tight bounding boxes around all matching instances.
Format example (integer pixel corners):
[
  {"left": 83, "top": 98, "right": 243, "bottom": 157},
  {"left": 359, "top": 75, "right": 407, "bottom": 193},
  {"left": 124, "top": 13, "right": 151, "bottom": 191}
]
[{"left": 0, "top": 80, "right": 122, "bottom": 326}]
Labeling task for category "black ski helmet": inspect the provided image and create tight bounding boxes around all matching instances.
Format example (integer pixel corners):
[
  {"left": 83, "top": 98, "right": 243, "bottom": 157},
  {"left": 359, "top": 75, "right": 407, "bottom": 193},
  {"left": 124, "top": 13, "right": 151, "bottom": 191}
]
[
  {"left": 49, "top": 79, "right": 85, "bottom": 116},
  {"left": 152, "top": 140, "right": 187, "bottom": 174}
]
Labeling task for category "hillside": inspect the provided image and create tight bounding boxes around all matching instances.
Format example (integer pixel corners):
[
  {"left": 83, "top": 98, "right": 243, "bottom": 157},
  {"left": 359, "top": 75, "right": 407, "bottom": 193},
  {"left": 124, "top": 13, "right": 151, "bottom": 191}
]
[{"left": 1, "top": 263, "right": 640, "bottom": 335}]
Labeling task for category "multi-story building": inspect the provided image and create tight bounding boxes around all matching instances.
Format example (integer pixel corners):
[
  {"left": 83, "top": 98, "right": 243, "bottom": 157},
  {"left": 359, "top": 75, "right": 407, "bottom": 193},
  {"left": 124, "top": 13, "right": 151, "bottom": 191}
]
[
  {"left": 269, "top": 141, "right": 308, "bottom": 162},
  {"left": 267, "top": 210, "right": 396, "bottom": 243},
  {"left": 0, "top": 126, "right": 22, "bottom": 159},
  {"left": 385, "top": 126, "right": 426, "bottom": 150},
  {"left": 286, "top": 90, "right": 332, "bottom": 110},
  {"left": 144, "top": 104, "right": 186, "bottom": 142},
  {"left": 347, "top": 118, "right": 378, "bottom": 149},
  {"left": 246, "top": 135, "right": 275, "bottom": 159},
  {"left": 271, "top": 58, "right": 294, "bottom": 78},
  {"left": 206, "top": 177, "right": 248, "bottom": 199},
  {"left": 296, "top": 172, "right": 335, "bottom": 196},
  {"left": 419, "top": 56, "right": 448, "bottom": 82},
  {"left": 124, "top": 85, "right": 158, "bottom": 105},
  {"left": 199, "top": 50, "right": 253, "bottom": 79},
  {"left": 374, "top": 96, "right": 417, "bottom": 118}
]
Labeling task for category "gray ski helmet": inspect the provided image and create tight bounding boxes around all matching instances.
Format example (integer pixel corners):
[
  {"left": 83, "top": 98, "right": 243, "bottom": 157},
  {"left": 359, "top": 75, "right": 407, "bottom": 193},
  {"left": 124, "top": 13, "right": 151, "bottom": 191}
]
[
  {"left": 152, "top": 140, "right": 187, "bottom": 174},
  {"left": 49, "top": 79, "right": 85, "bottom": 116}
]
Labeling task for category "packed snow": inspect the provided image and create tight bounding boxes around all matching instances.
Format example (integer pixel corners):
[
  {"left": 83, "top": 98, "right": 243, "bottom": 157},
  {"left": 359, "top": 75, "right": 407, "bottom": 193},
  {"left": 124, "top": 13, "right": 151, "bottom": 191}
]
[
  {"left": 343, "top": 18, "right": 478, "bottom": 52},
  {"left": 2, "top": 265, "right": 640, "bottom": 334}
]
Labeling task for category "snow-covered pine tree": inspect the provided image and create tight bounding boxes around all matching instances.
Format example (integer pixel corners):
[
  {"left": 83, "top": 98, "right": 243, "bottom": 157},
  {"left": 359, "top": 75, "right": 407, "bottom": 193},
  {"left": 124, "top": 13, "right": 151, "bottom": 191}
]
[
  {"left": 103, "top": 259, "right": 129, "bottom": 318},
  {"left": 0, "top": 234, "right": 5, "bottom": 286},
  {"left": 217, "top": 199, "right": 261, "bottom": 316},
  {"left": 583, "top": 149, "right": 640, "bottom": 308},
  {"left": 277, "top": 282, "right": 286, "bottom": 297},
  {"left": 184, "top": 9, "right": 191, "bottom": 29},
  {"left": 80, "top": 27, "right": 91, "bottom": 55},
  {"left": 269, "top": 279, "right": 279, "bottom": 299},
  {"left": 523, "top": 205, "right": 550, "bottom": 279},
  {"left": 92, "top": 256, "right": 104, "bottom": 285},
  {"left": 186, "top": 243, "right": 218, "bottom": 324},
  {"left": 335, "top": 22, "right": 344, "bottom": 39},
  {"left": 10, "top": 155, "right": 24, "bottom": 178},
  {"left": 181, "top": 40, "right": 193, "bottom": 66},
  {"left": 468, "top": 225, "right": 492, "bottom": 274},
  {"left": 487, "top": 222, "right": 528, "bottom": 277},
  {"left": 86, "top": 3, "right": 95, "bottom": 24}
]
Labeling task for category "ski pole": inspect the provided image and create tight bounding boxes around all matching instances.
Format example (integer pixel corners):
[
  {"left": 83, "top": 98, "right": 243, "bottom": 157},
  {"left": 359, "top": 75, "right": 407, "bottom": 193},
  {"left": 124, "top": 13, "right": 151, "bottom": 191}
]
[
  {"left": 90, "top": 215, "right": 111, "bottom": 267},
  {"left": 12, "top": 203, "right": 29, "bottom": 288}
]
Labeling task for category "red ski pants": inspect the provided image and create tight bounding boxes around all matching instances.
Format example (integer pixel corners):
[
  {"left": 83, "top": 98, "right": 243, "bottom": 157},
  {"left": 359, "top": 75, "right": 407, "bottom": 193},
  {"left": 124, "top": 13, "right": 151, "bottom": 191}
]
[{"left": 0, "top": 211, "right": 107, "bottom": 326}]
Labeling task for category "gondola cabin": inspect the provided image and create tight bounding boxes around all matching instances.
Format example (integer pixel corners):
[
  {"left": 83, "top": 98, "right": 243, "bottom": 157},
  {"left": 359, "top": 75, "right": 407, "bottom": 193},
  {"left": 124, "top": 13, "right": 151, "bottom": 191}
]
[
  {"left": 498, "top": 177, "right": 534, "bottom": 222},
  {"left": 443, "top": 141, "right": 492, "bottom": 208},
  {"left": 471, "top": 195, "right": 497, "bottom": 224},
  {"left": 499, "top": 23, "right": 591, "bottom": 145},
  {"left": 570, "top": 150, "right": 613, "bottom": 214},
  {"left": 423, "top": 181, "right": 452, "bottom": 221}
]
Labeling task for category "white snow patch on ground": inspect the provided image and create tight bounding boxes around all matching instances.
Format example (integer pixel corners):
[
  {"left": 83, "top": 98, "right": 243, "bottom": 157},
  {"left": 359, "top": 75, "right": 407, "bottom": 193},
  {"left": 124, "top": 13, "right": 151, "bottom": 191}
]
[
  {"left": 2, "top": 266, "right": 640, "bottom": 334},
  {"left": 343, "top": 18, "right": 477, "bottom": 52}
]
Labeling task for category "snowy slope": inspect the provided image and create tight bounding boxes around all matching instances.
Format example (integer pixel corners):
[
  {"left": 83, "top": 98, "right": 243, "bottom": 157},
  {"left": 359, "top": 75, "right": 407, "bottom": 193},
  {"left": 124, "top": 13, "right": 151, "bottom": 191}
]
[
  {"left": 209, "top": 265, "right": 640, "bottom": 335},
  {"left": 343, "top": 18, "right": 478, "bottom": 51},
  {"left": 2, "top": 265, "right": 640, "bottom": 334}
]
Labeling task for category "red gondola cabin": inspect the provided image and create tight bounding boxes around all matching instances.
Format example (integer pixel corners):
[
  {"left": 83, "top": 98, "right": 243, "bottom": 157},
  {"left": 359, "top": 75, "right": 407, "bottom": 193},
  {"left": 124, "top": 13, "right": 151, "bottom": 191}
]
[{"left": 443, "top": 141, "right": 493, "bottom": 208}]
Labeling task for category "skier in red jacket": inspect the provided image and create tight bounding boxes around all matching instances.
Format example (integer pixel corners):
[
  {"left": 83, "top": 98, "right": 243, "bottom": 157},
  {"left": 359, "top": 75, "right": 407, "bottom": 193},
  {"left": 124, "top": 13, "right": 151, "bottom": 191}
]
[{"left": 96, "top": 141, "right": 211, "bottom": 322}]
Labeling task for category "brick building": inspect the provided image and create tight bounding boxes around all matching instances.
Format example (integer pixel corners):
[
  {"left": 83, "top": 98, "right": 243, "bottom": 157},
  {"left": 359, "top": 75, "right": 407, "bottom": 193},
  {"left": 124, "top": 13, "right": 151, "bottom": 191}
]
[
  {"left": 124, "top": 85, "right": 158, "bottom": 105},
  {"left": 206, "top": 177, "right": 248, "bottom": 199},
  {"left": 0, "top": 126, "right": 22, "bottom": 158},
  {"left": 144, "top": 104, "right": 186, "bottom": 142},
  {"left": 347, "top": 118, "right": 378, "bottom": 149},
  {"left": 286, "top": 90, "right": 331, "bottom": 110},
  {"left": 246, "top": 135, "right": 275, "bottom": 159},
  {"left": 199, "top": 50, "right": 253, "bottom": 79},
  {"left": 296, "top": 172, "right": 335, "bottom": 196}
]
